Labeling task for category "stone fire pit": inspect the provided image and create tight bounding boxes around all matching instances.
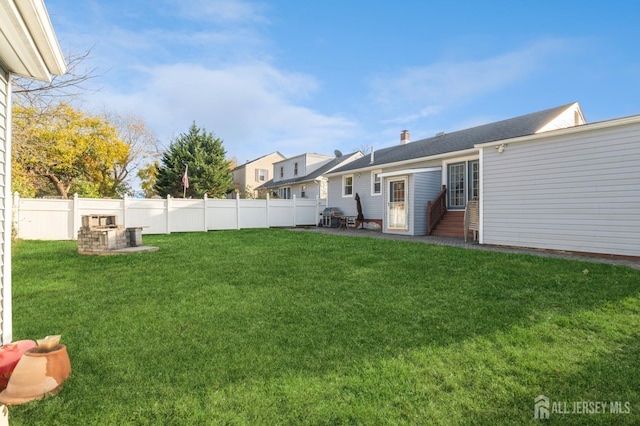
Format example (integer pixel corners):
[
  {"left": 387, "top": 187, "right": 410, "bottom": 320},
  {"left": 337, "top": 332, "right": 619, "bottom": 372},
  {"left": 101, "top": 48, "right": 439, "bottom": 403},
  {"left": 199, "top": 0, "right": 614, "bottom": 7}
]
[{"left": 77, "top": 215, "right": 157, "bottom": 255}]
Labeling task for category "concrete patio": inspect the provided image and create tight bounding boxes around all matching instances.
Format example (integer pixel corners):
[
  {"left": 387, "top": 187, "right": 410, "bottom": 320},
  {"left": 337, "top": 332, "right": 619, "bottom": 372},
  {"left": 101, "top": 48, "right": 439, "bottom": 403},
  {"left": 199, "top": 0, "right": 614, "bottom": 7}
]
[{"left": 289, "top": 226, "right": 640, "bottom": 270}]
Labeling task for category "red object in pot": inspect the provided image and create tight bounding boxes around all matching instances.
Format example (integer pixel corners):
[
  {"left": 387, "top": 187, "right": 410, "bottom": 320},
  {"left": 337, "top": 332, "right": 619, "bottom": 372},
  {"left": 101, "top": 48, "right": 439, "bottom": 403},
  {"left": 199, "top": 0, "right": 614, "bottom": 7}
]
[{"left": 0, "top": 340, "right": 37, "bottom": 391}]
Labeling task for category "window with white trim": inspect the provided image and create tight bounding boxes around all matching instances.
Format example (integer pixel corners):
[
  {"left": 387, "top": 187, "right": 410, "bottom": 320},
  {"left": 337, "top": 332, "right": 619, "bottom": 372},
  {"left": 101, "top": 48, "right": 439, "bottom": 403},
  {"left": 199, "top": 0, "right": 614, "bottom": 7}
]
[
  {"left": 300, "top": 184, "right": 306, "bottom": 198},
  {"left": 294, "top": 162, "right": 299, "bottom": 176},
  {"left": 371, "top": 170, "right": 382, "bottom": 195},
  {"left": 343, "top": 175, "right": 353, "bottom": 196},
  {"left": 256, "top": 168, "right": 268, "bottom": 182},
  {"left": 279, "top": 166, "right": 284, "bottom": 178}
]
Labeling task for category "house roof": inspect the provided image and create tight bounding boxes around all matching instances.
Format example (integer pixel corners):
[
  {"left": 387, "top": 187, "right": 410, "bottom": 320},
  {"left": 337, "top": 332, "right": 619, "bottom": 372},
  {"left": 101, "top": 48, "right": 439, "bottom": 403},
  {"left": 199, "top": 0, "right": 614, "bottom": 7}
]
[
  {"left": 260, "top": 151, "right": 361, "bottom": 188},
  {"left": 0, "top": 0, "right": 67, "bottom": 81},
  {"left": 329, "top": 103, "right": 579, "bottom": 175},
  {"left": 232, "top": 151, "right": 285, "bottom": 171}
]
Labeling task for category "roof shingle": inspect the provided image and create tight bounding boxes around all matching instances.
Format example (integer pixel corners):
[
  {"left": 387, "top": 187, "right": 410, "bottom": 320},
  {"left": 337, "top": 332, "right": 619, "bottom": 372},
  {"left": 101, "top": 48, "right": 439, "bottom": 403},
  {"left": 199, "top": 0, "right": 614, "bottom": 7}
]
[{"left": 331, "top": 103, "right": 576, "bottom": 174}]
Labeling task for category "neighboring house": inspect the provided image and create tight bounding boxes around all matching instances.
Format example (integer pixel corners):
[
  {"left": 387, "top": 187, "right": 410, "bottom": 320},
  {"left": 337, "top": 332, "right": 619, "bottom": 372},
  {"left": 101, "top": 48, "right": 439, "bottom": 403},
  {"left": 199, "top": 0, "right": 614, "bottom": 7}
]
[
  {"left": 260, "top": 151, "right": 363, "bottom": 199},
  {"left": 0, "top": 0, "right": 67, "bottom": 343},
  {"left": 325, "top": 103, "right": 586, "bottom": 233},
  {"left": 231, "top": 151, "right": 285, "bottom": 198}
]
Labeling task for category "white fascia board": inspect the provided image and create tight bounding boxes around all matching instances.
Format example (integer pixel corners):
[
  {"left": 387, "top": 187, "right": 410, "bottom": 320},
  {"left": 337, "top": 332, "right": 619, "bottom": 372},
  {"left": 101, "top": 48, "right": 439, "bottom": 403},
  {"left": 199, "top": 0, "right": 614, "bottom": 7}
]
[
  {"left": 0, "top": 0, "right": 66, "bottom": 81},
  {"left": 15, "top": 0, "right": 67, "bottom": 75},
  {"left": 474, "top": 114, "right": 640, "bottom": 149},
  {"left": 378, "top": 167, "right": 442, "bottom": 178}
]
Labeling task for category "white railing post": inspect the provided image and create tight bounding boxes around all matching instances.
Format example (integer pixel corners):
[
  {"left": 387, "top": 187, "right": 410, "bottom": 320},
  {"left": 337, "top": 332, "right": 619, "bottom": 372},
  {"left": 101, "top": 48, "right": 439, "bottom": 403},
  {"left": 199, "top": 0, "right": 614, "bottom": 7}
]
[
  {"left": 236, "top": 193, "right": 241, "bottom": 230},
  {"left": 72, "top": 193, "right": 80, "bottom": 240},
  {"left": 266, "top": 193, "right": 270, "bottom": 228},
  {"left": 122, "top": 194, "right": 128, "bottom": 228},
  {"left": 315, "top": 196, "right": 320, "bottom": 227},
  {"left": 203, "top": 194, "right": 208, "bottom": 232},
  {"left": 166, "top": 195, "right": 171, "bottom": 234},
  {"left": 292, "top": 194, "right": 297, "bottom": 227}
]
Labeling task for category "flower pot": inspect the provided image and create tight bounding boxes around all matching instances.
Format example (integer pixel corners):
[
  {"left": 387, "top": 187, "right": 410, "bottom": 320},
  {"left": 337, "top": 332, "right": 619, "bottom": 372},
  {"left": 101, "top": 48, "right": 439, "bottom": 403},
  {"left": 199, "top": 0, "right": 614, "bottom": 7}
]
[
  {"left": 0, "top": 344, "right": 71, "bottom": 405},
  {"left": 0, "top": 340, "right": 36, "bottom": 391}
]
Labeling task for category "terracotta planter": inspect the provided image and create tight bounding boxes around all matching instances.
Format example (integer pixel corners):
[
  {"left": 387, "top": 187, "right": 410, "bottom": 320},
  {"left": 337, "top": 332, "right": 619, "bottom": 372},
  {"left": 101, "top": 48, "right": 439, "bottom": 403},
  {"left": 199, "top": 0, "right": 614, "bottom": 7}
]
[
  {"left": 0, "top": 340, "right": 36, "bottom": 391},
  {"left": 0, "top": 344, "right": 71, "bottom": 405}
]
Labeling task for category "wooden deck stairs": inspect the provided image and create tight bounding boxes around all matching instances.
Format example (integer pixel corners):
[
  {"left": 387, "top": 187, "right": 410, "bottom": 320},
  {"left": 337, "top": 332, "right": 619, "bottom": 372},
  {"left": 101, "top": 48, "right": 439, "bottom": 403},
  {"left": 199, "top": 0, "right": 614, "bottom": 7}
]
[{"left": 430, "top": 210, "right": 468, "bottom": 238}]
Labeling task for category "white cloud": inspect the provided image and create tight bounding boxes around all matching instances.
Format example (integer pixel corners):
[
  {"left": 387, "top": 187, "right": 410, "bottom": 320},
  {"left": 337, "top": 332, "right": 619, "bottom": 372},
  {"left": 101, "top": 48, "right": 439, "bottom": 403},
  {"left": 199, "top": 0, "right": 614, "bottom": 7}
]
[
  {"left": 92, "top": 61, "right": 359, "bottom": 161},
  {"left": 370, "top": 39, "right": 572, "bottom": 120},
  {"left": 381, "top": 106, "right": 443, "bottom": 125},
  {"left": 168, "top": 0, "right": 269, "bottom": 24}
]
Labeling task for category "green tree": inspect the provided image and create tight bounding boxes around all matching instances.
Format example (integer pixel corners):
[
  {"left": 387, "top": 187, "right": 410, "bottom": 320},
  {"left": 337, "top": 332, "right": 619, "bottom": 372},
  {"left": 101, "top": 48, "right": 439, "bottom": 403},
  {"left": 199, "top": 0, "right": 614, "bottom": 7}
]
[
  {"left": 154, "top": 122, "right": 233, "bottom": 198},
  {"left": 12, "top": 102, "right": 130, "bottom": 198}
]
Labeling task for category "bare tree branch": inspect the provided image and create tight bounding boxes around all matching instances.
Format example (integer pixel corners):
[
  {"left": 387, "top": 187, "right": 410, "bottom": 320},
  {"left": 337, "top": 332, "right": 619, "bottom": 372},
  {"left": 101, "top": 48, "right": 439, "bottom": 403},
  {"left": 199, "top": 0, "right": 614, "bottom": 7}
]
[{"left": 12, "top": 47, "right": 104, "bottom": 107}]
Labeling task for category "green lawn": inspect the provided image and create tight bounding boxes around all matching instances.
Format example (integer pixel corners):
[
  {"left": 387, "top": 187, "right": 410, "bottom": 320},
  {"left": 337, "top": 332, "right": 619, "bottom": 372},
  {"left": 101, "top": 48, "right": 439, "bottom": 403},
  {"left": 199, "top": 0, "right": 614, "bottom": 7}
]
[{"left": 8, "top": 229, "right": 640, "bottom": 425}]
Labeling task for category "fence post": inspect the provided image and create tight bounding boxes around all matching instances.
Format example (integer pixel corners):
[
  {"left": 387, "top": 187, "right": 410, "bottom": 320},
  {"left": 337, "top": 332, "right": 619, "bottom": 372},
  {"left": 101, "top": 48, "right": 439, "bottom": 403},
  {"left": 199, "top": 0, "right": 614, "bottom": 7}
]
[
  {"left": 166, "top": 195, "right": 171, "bottom": 234},
  {"left": 315, "top": 196, "right": 320, "bottom": 227},
  {"left": 72, "top": 193, "right": 80, "bottom": 240},
  {"left": 292, "top": 194, "right": 297, "bottom": 227},
  {"left": 236, "top": 193, "right": 241, "bottom": 230},
  {"left": 203, "top": 194, "right": 208, "bottom": 232},
  {"left": 266, "top": 193, "right": 270, "bottom": 228},
  {"left": 122, "top": 194, "right": 128, "bottom": 228},
  {"left": 12, "top": 192, "right": 19, "bottom": 239}
]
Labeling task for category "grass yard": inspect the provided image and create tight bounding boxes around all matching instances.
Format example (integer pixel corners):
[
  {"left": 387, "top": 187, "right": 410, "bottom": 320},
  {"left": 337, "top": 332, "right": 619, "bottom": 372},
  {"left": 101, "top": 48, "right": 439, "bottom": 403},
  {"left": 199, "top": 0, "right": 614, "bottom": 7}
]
[{"left": 7, "top": 229, "right": 640, "bottom": 425}]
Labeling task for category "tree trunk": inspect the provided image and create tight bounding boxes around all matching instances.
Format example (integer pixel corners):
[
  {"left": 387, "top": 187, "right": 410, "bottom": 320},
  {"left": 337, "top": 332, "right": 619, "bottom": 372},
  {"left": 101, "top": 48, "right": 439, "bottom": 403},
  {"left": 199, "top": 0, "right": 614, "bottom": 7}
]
[{"left": 45, "top": 174, "right": 69, "bottom": 199}]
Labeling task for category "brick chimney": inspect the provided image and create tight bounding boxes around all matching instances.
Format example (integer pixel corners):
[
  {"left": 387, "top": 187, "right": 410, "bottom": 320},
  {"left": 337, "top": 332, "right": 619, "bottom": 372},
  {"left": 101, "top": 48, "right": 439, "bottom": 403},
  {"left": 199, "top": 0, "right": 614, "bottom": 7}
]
[{"left": 400, "top": 130, "right": 410, "bottom": 145}]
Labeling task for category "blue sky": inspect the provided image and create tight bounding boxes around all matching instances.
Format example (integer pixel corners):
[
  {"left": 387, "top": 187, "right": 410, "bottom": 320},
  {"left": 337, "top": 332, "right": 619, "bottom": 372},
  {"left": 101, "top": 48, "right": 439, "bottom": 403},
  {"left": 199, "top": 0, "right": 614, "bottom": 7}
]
[{"left": 44, "top": 0, "right": 640, "bottom": 164}]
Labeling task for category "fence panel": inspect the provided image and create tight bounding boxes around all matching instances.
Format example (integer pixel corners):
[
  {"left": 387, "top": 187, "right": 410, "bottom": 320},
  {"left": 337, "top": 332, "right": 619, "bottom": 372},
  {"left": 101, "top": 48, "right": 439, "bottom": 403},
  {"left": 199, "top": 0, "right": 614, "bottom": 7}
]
[
  {"left": 126, "top": 198, "right": 168, "bottom": 234},
  {"left": 295, "top": 198, "right": 325, "bottom": 226},
  {"left": 206, "top": 199, "right": 238, "bottom": 231},
  {"left": 13, "top": 193, "right": 326, "bottom": 240},
  {"left": 238, "top": 199, "right": 268, "bottom": 229},
  {"left": 170, "top": 199, "right": 206, "bottom": 233},
  {"left": 268, "top": 199, "right": 294, "bottom": 227},
  {"left": 15, "top": 198, "right": 73, "bottom": 240}
]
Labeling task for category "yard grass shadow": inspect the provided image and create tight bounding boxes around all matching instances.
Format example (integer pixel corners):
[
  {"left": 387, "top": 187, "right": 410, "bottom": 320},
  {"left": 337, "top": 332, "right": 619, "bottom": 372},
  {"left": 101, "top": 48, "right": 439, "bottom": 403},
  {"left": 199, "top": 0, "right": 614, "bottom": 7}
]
[{"left": 9, "top": 229, "right": 640, "bottom": 424}]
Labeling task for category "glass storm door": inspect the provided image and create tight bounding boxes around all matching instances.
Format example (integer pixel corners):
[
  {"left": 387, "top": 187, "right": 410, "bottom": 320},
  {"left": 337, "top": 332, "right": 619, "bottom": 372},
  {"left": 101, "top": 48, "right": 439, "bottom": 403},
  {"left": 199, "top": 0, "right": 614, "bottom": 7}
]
[
  {"left": 387, "top": 178, "right": 407, "bottom": 230},
  {"left": 468, "top": 160, "right": 479, "bottom": 201},
  {"left": 448, "top": 162, "right": 466, "bottom": 209}
]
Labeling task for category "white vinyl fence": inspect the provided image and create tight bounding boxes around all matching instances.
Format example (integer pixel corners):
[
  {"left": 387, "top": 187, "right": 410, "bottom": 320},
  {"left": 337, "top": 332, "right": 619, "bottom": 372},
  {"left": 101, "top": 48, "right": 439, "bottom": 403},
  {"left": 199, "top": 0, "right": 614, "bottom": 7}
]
[{"left": 13, "top": 193, "right": 327, "bottom": 240}]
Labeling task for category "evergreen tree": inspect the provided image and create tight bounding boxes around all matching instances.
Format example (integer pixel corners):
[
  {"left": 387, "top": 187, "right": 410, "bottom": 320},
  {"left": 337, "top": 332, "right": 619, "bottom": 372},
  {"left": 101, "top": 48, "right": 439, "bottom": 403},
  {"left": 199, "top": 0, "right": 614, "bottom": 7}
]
[{"left": 154, "top": 122, "right": 233, "bottom": 198}]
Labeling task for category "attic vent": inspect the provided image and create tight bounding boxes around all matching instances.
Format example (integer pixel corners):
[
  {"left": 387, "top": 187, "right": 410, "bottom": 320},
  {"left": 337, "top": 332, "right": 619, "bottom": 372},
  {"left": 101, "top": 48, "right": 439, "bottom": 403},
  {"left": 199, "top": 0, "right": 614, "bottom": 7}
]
[{"left": 435, "top": 131, "right": 445, "bottom": 137}]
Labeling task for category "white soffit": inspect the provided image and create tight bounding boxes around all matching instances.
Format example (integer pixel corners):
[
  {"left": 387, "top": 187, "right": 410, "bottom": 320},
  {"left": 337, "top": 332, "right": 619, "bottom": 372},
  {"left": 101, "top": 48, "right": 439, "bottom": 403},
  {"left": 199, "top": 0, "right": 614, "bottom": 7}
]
[{"left": 0, "top": 0, "right": 66, "bottom": 81}]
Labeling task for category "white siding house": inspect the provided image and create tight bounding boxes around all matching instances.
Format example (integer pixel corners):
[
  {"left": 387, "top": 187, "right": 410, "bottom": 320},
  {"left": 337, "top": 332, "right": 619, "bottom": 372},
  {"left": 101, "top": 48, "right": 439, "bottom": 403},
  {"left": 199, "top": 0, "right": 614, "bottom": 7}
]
[
  {"left": 0, "top": 0, "right": 67, "bottom": 343},
  {"left": 478, "top": 115, "right": 640, "bottom": 257},
  {"left": 326, "top": 103, "right": 584, "bottom": 237},
  {"left": 261, "top": 151, "right": 363, "bottom": 200}
]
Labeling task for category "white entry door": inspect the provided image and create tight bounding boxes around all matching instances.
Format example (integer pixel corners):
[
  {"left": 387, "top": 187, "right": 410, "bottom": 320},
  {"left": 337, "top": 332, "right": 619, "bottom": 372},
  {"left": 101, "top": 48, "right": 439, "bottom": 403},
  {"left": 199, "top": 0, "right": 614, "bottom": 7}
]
[{"left": 387, "top": 178, "right": 408, "bottom": 230}]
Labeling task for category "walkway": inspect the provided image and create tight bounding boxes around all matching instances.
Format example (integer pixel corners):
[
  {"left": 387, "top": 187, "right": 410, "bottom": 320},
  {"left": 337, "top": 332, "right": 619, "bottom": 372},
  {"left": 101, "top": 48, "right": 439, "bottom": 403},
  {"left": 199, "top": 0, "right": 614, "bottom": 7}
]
[{"left": 289, "top": 226, "right": 640, "bottom": 270}]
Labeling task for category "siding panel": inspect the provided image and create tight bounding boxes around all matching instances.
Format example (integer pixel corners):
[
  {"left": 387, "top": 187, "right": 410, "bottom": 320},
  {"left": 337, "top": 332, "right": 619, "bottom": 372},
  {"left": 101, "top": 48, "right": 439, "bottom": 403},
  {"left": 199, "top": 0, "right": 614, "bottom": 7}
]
[
  {"left": 327, "top": 174, "right": 382, "bottom": 219},
  {"left": 482, "top": 122, "right": 640, "bottom": 257},
  {"left": 413, "top": 171, "right": 442, "bottom": 235},
  {"left": 0, "top": 67, "right": 8, "bottom": 343}
]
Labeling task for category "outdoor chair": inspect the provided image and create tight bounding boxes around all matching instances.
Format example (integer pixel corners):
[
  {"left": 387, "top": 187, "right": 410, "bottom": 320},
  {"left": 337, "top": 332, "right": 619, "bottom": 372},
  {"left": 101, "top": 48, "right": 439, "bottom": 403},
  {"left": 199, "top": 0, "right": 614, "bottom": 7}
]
[{"left": 464, "top": 199, "right": 479, "bottom": 242}]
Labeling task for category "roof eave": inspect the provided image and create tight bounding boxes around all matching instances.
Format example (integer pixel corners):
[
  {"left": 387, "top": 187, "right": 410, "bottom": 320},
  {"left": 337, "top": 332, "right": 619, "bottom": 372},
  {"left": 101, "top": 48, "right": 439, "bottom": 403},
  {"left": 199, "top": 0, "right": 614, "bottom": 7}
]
[
  {"left": 0, "top": 0, "right": 66, "bottom": 81},
  {"left": 475, "top": 114, "right": 640, "bottom": 149},
  {"left": 325, "top": 148, "right": 478, "bottom": 177}
]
